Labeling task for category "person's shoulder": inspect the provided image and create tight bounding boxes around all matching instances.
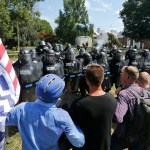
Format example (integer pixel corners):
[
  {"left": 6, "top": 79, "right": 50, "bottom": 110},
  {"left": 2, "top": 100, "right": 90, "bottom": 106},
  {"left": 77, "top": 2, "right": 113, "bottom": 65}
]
[{"left": 70, "top": 95, "right": 90, "bottom": 108}]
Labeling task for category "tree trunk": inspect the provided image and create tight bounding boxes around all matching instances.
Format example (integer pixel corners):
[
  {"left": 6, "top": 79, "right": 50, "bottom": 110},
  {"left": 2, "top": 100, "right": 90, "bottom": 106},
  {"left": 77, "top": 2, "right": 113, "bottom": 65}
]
[{"left": 17, "top": 21, "right": 20, "bottom": 51}]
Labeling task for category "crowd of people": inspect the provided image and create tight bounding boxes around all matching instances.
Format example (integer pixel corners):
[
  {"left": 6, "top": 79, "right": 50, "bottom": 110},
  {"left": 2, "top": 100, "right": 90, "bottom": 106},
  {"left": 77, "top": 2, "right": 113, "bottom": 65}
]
[{"left": 5, "top": 41, "right": 150, "bottom": 150}]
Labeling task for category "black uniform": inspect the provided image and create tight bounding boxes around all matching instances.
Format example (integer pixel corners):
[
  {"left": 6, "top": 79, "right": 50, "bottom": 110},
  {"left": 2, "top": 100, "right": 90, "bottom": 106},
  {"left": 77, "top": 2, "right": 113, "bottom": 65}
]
[
  {"left": 13, "top": 49, "right": 43, "bottom": 102},
  {"left": 43, "top": 49, "right": 64, "bottom": 78},
  {"left": 78, "top": 52, "right": 93, "bottom": 96},
  {"left": 97, "top": 51, "right": 111, "bottom": 92},
  {"left": 64, "top": 48, "right": 82, "bottom": 93},
  {"left": 140, "top": 49, "right": 150, "bottom": 73},
  {"left": 110, "top": 50, "right": 125, "bottom": 88},
  {"left": 125, "top": 49, "right": 140, "bottom": 69}
]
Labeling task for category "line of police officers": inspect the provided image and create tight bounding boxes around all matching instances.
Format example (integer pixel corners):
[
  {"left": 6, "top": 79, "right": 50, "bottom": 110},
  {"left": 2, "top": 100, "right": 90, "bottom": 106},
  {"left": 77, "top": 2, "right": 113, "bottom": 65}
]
[{"left": 13, "top": 41, "right": 150, "bottom": 103}]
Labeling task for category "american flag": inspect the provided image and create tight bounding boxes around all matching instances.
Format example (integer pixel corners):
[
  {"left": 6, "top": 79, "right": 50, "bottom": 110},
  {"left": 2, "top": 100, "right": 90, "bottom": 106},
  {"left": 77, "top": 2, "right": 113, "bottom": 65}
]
[{"left": 0, "top": 39, "right": 20, "bottom": 149}]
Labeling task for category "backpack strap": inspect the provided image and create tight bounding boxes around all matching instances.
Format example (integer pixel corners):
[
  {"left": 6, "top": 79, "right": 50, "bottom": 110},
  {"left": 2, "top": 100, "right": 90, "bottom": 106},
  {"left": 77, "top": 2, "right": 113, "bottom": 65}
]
[
  {"left": 126, "top": 89, "right": 141, "bottom": 104},
  {"left": 126, "top": 88, "right": 149, "bottom": 104}
]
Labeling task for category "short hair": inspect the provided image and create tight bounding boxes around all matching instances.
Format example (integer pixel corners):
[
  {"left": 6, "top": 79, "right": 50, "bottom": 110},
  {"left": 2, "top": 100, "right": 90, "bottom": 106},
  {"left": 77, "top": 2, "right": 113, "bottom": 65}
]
[
  {"left": 138, "top": 72, "right": 150, "bottom": 86},
  {"left": 122, "top": 66, "right": 139, "bottom": 81},
  {"left": 85, "top": 63, "right": 104, "bottom": 86}
]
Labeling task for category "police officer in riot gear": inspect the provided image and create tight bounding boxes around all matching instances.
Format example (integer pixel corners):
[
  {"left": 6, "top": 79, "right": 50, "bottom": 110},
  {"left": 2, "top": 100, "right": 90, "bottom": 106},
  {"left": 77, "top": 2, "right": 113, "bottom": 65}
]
[
  {"left": 125, "top": 49, "right": 140, "bottom": 68},
  {"left": 76, "top": 48, "right": 86, "bottom": 60},
  {"left": 36, "top": 40, "right": 46, "bottom": 54},
  {"left": 36, "top": 40, "right": 47, "bottom": 61},
  {"left": 109, "top": 45, "right": 118, "bottom": 59},
  {"left": 82, "top": 52, "right": 93, "bottom": 66},
  {"left": 64, "top": 43, "right": 72, "bottom": 53},
  {"left": 125, "top": 45, "right": 133, "bottom": 59},
  {"left": 30, "top": 49, "right": 41, "bottom": 62},
  {"left": 13, "top": 48, "right": 43, "bottom": 102},
  {"left": 90, "top": 47, "right": 99, "bottom": 63},
  {"left": 43, "top": 49, "right": 64, "bottom": 78},
  {"left": 78, "top": 52, "right": 93, "bottom": 96},
  {"left": 97, "top": 51, "right": 111, "bottom": 92},
  {"left": 64, "top": 48, "right": 82, "bottom": 93},
  {"left": 110, "top": 49, "right": 125, "bottom": 88},
  {"left": 140, "top": 49, "right": 150, "bottom": 72}
]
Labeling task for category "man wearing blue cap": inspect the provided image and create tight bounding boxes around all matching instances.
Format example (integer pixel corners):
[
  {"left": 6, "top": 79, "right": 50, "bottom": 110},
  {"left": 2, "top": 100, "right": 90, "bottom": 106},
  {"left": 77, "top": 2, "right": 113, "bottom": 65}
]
[{"left": 5, "top": 74, "right": 85, "bottom": 150}]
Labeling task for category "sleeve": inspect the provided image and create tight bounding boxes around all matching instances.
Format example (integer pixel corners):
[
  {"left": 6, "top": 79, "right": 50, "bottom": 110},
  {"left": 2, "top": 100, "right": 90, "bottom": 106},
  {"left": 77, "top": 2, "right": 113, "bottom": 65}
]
[
  {"left": 114, "top": 91, "right": 128, "bottom": 123},
  {"left": 5, "top": 104, "right": 23, "bottom": 126},
  {"left": 55, "top": 110, "right": 85, "bottom": 148}
]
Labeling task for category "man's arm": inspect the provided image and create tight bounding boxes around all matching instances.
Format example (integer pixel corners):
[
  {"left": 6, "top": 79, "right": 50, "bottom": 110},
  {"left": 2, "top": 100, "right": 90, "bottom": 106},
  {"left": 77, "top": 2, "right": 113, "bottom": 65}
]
[
  {"left": 56, "top": 110, "right": 85, "bottom": 148},
  {"left": 114, "top": 91, "right": 128, "bottom": 123},
  {"left": 5, "top": 103, "right": 23, "bottom": 126}
]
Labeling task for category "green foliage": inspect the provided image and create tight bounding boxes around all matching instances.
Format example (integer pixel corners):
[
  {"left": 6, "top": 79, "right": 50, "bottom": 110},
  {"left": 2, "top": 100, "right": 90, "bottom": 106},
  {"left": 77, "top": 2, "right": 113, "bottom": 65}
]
[
  {"left": 0, "top": 0, "right": 13, "bottom": 40},
  {"left": 0, "top": 0, "right": 54, "bottom": 48},
  {"left": 120, "top": 0, "right": 150, "bottom": 41},
  {"left": 106, "top": 33, "right": 122, "bottom": 48},
  {"left": 55, "top": 0, "right": 93, "bottom": 44}
]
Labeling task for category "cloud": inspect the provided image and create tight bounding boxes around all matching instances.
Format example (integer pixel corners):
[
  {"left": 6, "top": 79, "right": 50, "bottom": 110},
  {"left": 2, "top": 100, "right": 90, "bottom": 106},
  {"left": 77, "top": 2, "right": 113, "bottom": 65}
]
[
  {"left": 114, "top": 10, "right": 120, "bottom": 15},
  {"left": 89, "top": 0, "right": 112, "bottom": 12},
  {"left": 85, "top": 0, "right": 90, "bottom": 10}
]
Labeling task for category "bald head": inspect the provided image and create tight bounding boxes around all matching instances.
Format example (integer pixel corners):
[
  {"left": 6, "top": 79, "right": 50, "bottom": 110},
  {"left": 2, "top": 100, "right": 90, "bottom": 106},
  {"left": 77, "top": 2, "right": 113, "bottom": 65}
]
[{"left": 137, "top": 72, "right": 150, "bottom": 88}]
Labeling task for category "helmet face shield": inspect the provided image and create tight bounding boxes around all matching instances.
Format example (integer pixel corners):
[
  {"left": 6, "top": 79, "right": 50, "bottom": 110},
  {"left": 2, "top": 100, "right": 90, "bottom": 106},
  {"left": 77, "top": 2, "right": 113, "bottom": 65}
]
[
  {"left": 46, "top": 54, "right": 56, "bottom": 63},
  {"left": 66, "top": 49, "right": 75, "bottom": 61},
  {"left": 19, "top": 54, "right": 31, "bottom": 64},
  {"left": 144, "top": 50, "right": 150, "bottom": 57},
  {"left": 80, "top": 48, "right": 85, "bottom": 56}
]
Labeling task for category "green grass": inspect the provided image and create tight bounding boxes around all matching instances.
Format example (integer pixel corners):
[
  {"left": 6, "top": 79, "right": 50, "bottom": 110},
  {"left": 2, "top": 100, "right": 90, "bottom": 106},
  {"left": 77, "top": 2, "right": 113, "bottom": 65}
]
[{"left": 6, "top": 127, "right": 22, "bottom": 150}]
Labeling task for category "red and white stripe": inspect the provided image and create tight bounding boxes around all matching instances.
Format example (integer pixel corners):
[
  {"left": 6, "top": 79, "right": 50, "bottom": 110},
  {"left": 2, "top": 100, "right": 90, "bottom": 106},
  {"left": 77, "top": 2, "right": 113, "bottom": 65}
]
[{"left": 0, "top": 39, "right": 20, "bottom": 101}]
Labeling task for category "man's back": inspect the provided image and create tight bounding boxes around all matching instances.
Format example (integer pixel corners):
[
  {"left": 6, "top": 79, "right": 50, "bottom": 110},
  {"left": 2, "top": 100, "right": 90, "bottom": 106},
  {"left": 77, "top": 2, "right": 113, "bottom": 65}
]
[
  {"left": 6, "top": 99, "right": 84, "bottom": 150},
  {"left": 70, "top": 93, "right": 116, "bottom": 150}
]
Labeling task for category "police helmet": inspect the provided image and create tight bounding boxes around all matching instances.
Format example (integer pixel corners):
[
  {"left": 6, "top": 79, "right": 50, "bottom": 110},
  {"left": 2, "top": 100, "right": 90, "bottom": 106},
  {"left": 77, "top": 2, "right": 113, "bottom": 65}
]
[
  {"left": 53, "top": 44, "right": 59, "bottom": 52},
  {"left": 143, "top": 49, "right": 150, "bottom": 57},
  {"left": 65, "top": 48, "right": 75, "bottom": 61},
  {"left": 80, "top": 48, "right": 85, "bottom": 56},
  {"left": 99, "top": 51, "right": 106, "bottom": 59},
  {"left": 115, "top": 50, "right": 123, "bottom": 61},
  {"left": 30, "top": 49, "right": 37, "bottom": 59},
  {"left": 19, "top": 48, "right": 31, "bottom": 64},
  {"left": 40, "top": 40, "right": 46, "bottom": 46},
  {"left": 129, "top": 49, "right": 138, "bottom": 59},
  {"left": 36, "top": 74, "right": 65, "bottom": 103},
  {"left": 45, "top": 49, "right": 56, "bottom": 64},
  {"left": 59, "top": 44, "right": 64, "bottom": 52},
  {"left": 83, "top": 52, "right": 92, "bottom": 66}
]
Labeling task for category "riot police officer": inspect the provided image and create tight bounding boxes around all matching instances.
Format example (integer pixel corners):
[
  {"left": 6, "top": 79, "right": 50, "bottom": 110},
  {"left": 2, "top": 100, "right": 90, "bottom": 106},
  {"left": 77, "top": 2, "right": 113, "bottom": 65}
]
[
  {"left": 30, "top": 49, "right": 41, "bottom": 62},
  {"left": 140, "top": 49, "right": 150, "bottom": 72},
  {"left": 109, "top": 49, "right": 125, "bottom": 88},
  {"left": 36, "top": 40, "right": 47, "bottom": 61},
  {"left": 13, "top": 48, "right": 43, "bottom": 102},
  {"left": 97, "top": 51, "right": 111, "bottom": 91},
  {"left": 125, "top": 48, "right": 140, "bottom": 68},
  {"left": 90, "top": 46, "right": 98, "bottom": 63},
  {"left": 78, "top": 52, "right": 93, "bottom": 96},
  {"left": 64, "top": 48, "right": 82, "bottom": 93},
  {"left": 43, "top": 49, "right": 64, "bottom": 78},
  {"left": 76, "top": 48, "right": 86, "bottom": 59},
  {"left": 109, "top": 45, "right": 118, "bottom": 59},
  {"left": 125, "top": 45, "right": 133, "bottom": 59}
]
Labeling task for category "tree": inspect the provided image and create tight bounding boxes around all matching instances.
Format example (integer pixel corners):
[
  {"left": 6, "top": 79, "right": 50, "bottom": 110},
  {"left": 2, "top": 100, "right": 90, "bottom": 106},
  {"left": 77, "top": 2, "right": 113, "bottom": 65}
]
[
  {"left": 120, "top": 0, "right": 150, "bottom": 41},
  {"left": 55, "top": 0, "right": 93, "bottom": 44},
  {"left": 105, "top": 33, "right": 122, "bottom": 48},
  {"left": 0, "top": 0, "right": 13, "bottom": 41}
]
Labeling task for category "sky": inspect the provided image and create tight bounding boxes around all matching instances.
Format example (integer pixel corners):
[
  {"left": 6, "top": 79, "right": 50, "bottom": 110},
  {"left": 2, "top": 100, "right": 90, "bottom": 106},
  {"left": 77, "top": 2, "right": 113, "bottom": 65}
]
[{"left": 36, "top": 0, "right": 126, "bottom": 32}]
